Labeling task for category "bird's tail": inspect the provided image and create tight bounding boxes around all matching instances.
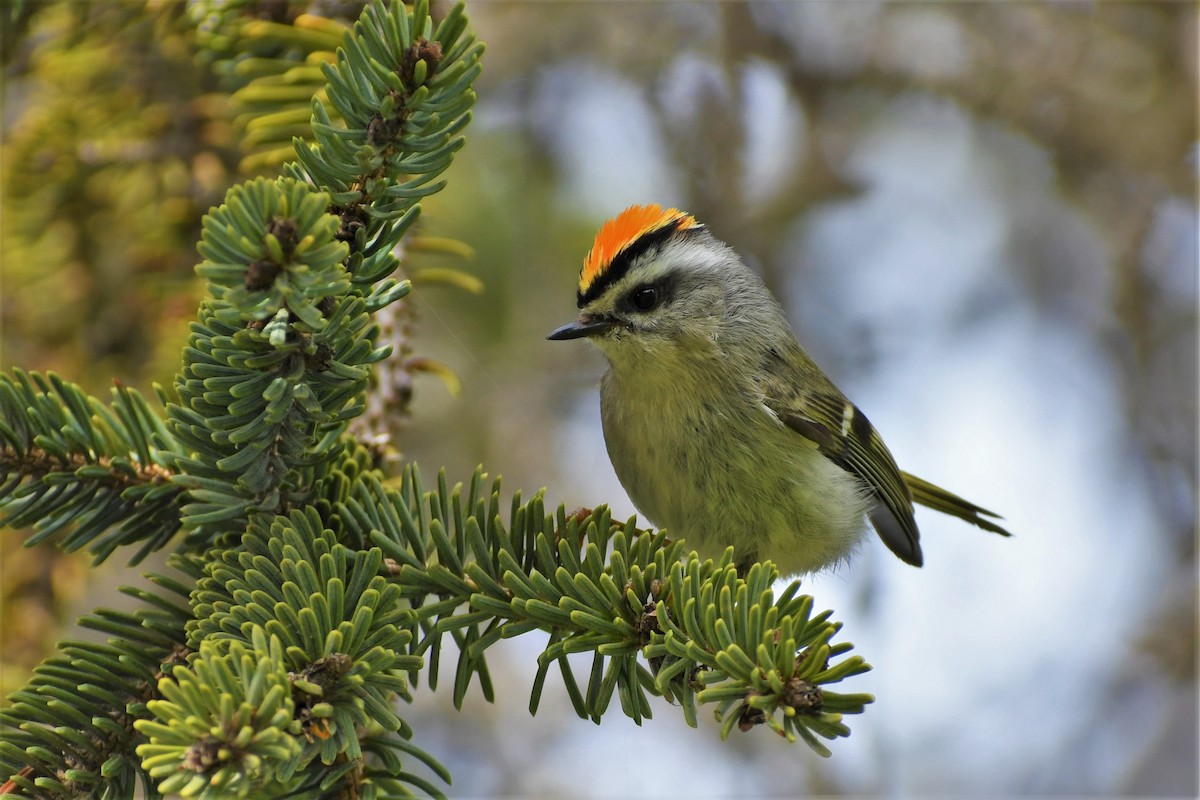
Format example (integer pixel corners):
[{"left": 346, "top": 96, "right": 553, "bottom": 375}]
[{"left": 901, "top": 472, "right": 1012, "bottom": 537}]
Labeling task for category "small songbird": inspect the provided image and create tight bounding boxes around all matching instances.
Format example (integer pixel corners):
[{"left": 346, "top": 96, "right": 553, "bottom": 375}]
[{"left": 548, "top": 204, "right": 1009, "bottom": 576}]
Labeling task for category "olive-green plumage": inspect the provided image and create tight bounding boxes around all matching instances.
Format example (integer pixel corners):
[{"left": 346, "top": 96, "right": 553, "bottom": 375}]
[{"left": 549, "top": 204, "right": 1010, "bottom": 575}]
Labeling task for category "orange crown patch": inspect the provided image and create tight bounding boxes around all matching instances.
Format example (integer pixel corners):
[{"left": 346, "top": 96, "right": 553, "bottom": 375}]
[{"left": 579, "top": 204, "right": 699, "bottom": 297}]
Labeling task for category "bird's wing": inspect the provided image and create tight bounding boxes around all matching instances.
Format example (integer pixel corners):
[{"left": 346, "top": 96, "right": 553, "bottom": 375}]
[{"left": 761, "top": 385, "right": 924, "bottom": 567}]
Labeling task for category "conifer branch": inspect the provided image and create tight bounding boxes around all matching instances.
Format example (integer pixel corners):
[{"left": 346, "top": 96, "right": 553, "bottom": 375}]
[
  {"left": 340, "top": 467, "right": 874, "bottom": 755},
  {"left": 2, "top": 1, "right": 483, "bottom": 793},
  {"left": 0, "top": 568, "right": 195, "bottom": 798},
  {"left": 0, "top": 370, "right": 185, "bottom": 563}
]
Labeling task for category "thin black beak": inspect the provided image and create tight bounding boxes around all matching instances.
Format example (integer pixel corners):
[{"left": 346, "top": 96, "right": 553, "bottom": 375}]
[{"left": 546, "top": 316, "right": 617, "bottom": 340}]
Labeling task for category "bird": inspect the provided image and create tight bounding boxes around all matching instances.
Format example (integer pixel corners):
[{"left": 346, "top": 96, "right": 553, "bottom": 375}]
[{"left": 548, "top": 204, "right": 1010, "bottom": 577}]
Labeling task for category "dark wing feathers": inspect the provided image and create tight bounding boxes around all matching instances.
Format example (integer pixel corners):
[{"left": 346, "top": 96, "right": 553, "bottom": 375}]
[{"left": 763, "top": 388, "right": 924, "bottom": 567}]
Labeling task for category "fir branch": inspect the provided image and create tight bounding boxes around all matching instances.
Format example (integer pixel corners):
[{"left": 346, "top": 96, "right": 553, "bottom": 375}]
[
  {"left": 0, "top": 370, "right": 186, "bottom": 563},
  {"left": 175, "top": 508, "right": 443, "bottom": 793},
  {"left": 339, "top": 466, "right": 875, "bottom": 756},
  {"left": 165, "top": 0, "right": 483, "bottom": 548},
  {"left": 1, "top": 1, "right": 488, "bottom": 795},
  {"left": 136, "top": 629, "right": 302, "bottom": 798},
  {"left": 167, "top": 177, "right": 393, "bottom": 548},
  {"left": 0, "top": 568, "right": 196, "bottom": 799},
  {"left": 285, "top": 0, "right": 483, "bottom": 286}
]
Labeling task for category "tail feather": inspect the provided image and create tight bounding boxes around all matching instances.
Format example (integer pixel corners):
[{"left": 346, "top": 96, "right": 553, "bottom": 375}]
[{"left": 900, "top": 472, "right": 1012, "bottom": 537}]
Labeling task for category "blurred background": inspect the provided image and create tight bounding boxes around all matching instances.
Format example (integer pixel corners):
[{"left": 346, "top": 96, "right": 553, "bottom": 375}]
[{"left": 2, "top": 2, "right": 1196, "bottom": 796}]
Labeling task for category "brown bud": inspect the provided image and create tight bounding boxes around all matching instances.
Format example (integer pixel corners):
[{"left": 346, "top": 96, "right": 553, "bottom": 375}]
[
  {"left": 399, "top": 38, "right": 444, "bottom": 88},
  {"left": 267, "top": 217, "right": 299, "bottom": 258},
  {"left": 737, "top": 704, "right": 767, "bottom": 732},
  {"left": 367, "top": 113, "right": 402, "bottom": 146},
  {"left": 305, "top": 341, "right": 334, "bottom": 372},
  {"left": 336, "top": 206, "right": 367, "bottom": 246},
  {"left": 245, "top": 258, "right": 281, "bottom": 290},
  {"left": 781, "top": 677, "right": 823, "bottom": 713}
]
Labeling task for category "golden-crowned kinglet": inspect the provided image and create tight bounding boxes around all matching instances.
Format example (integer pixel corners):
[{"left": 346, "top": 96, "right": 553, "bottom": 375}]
[{"left": 548, "top": 204, "right": 1010, "bottom": 576}]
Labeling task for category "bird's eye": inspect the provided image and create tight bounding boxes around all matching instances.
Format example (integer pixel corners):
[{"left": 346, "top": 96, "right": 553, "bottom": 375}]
[{"left": 630, "top": 285, "right": 658, "bottom": 311}]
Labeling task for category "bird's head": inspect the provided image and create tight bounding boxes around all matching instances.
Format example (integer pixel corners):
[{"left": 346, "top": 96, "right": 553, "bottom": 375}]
[{"left": 547, "top": 204, "right": 746, "bottom": 362}]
